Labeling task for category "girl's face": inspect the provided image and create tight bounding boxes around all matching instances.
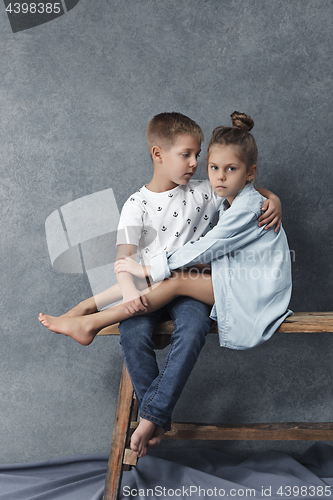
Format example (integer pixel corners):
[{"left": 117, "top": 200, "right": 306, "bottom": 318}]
[{"left": 208, "top": 145, "right": 256, "bottom": 204}]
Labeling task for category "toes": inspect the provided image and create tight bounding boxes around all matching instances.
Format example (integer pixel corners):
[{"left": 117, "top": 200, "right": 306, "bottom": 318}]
[
  {"left": 131, "top": 436, "right": 146, "bottom": 458},
  {"left": 131, "top": 439, "right": 138, "bottom": 453},
  {"left": 147, "top": 437, "right": 159, "bottom": 447},
  {"left": 147, "top": 435, "right": 162, "bottom": 448},
  {"left": 131, "top": 435, "right": 141, "bottom": 455}
]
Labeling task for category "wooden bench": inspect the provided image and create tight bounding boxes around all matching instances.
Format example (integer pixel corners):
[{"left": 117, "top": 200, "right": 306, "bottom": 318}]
[{"left": 98, "top": 312, "right": 333, "bottom": 500}]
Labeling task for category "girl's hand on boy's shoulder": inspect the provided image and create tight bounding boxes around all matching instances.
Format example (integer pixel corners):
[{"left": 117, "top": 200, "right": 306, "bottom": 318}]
[{"left": 258, "top": 195, "right": 282, "bottom": 232}]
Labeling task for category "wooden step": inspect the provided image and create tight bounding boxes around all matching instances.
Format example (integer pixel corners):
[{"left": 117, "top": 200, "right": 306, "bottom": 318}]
[
  {"left": 130, "top": 421, "right": 333, "bottom": 441},
  {"left": 97, "top": 312, "right": 333, "bottom": 337}
]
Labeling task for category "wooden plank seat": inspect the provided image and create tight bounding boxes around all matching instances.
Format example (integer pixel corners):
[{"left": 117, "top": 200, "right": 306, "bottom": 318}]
[{"left": 100, "top": 312, "right": 333, "bottom": 500}]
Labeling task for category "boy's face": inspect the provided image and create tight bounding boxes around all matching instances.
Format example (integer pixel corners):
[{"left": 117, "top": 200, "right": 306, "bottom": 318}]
[{"left": 159, "top": 134, "right": 201, "bottom": 188}]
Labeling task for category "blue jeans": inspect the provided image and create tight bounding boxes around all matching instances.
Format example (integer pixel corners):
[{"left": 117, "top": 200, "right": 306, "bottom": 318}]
[{"left": 119, "top": 297, "right": 212, "bottom": 431}]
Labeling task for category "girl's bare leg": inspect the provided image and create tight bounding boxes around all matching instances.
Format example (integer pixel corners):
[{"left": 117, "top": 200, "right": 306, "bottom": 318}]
[
  {"left": 62, "top": 296, "right": 101, "bottom": 317},
  {"left": 60, "top": 278, "right": 149, "bottom": 317},
  {"left": 38, "top": 271, "right": 214, "bottom": 345}
]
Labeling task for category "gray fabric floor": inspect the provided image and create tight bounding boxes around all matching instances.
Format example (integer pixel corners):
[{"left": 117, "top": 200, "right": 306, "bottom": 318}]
[{"left": 1, "top": 443, "right": 333, "bottom": 499}]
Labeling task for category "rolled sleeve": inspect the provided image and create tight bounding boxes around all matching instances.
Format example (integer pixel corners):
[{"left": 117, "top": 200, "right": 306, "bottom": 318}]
[{"left": 150, "top": 251, "right": 171, "bottom": 282}]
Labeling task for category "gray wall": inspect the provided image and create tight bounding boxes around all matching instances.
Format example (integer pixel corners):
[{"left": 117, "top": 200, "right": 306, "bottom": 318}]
[{"left": 1, "top": 0, "right": 332, "bottom": 463}]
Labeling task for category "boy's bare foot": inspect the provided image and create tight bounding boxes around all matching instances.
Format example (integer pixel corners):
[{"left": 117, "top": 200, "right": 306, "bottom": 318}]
[
  {"left": 38, "top": 313, "right": 98, "bottom": 345},
  {"left": 147, "top": 425, "right": 166, "bottom": 448},
  {"left": 130, "top": 418, "right": 157, "bottom": 458}
]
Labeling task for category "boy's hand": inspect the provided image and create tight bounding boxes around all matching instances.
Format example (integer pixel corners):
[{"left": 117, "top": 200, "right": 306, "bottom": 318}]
[
  {"left": 258, "top": 196, "right": 282, "bottom": 232},
  {"left": 122, "top": 289, "right": 148, "bottom": 315},
  {"left": 115, "top": 257, "right": 151, "bottom": 278}
]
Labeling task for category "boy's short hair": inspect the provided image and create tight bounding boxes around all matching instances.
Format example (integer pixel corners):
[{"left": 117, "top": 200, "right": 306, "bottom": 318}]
[{"left": 146, "top": 112, "right": 204, "bottom": 157}]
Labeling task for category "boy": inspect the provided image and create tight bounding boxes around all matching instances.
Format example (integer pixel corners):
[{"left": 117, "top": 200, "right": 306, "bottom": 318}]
[{"left": 39, "top": 112, "right": 281, "bottom": 457}]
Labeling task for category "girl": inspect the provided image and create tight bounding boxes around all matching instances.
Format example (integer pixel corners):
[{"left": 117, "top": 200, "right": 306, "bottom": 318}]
[{"left": 39, "top": 111, "right": 292, "bottom": 454}]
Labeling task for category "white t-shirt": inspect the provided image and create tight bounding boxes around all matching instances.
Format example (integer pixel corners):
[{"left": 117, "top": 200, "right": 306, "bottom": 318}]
[{"left": 116, "top": 179, "right": 222, "bottom": 264}]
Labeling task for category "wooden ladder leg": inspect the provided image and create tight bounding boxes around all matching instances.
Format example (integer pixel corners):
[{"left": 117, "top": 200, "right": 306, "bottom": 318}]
[
  {"left": 123, "top": 395, "right": 138, "bottom": 469},
  {"left": 102, "top": 362, "right": 136, "bottom": 500}
]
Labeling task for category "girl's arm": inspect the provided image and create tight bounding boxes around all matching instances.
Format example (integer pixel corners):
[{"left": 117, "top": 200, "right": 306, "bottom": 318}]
[
  {"left": 115, "top": 192, "right": 277, "bottom": 283},
  {"left": 150, "top": 207, "right": 262, "bottom": 282},
  {"left": 115, "top": 260, "right": 212, "bottom": 279},
  {"left": 116, "top": 206, "right": 266, "bottom": 283},
  {"left": 256, "top": 188, "right": 282, "bottom": 232}
]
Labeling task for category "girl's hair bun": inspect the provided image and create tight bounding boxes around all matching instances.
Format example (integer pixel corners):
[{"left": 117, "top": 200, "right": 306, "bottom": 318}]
[{"left": 230, "top": 111, "right": 254, "bottom": 132}]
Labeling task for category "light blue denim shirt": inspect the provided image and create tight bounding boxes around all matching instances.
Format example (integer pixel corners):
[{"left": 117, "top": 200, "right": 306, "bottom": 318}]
[{"left": 150, "top": 184, "right": 293, "bottom": 350}]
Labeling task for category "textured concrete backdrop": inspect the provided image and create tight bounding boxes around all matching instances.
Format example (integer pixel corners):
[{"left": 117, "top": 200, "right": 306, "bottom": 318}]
[{"left": 0, "top": 0, "right": 332, "bottom": 463}]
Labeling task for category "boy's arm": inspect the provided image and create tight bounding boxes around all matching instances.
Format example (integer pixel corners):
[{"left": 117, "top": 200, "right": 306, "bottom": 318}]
[
  {"left": 116, "top": 244, "right": 148, "bottom": 314},
  {"left": 256, "top": 188, "right": 282, "bottom": 232}
]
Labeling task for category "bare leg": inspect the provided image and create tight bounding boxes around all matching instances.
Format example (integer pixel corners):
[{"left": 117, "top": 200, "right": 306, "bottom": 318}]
[
  {"left": 38, "top": 272, "right": 214, "bottom": 345},
  {"left": 61, "top": 278, "right": 149, "bottom": 317},
  {"left": 147, "top": 425, "right": 167, "bottom": 447},
  {"left": 62, "top": 296, "right": 100, "bottom": 317}
]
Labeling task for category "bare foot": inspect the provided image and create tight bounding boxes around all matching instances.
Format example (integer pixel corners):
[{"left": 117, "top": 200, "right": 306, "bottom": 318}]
[
  {"left": 130, "top": 418, "right": 157, "bottom": 458},
  {"left": 38, "top": 313, "right": 98, "bottom": 345},
  {"left": 148, "top": 425, "right": 166, "bottom": 448},
  {"left": 147, "top": 425, "right": 166, "bottom": 448}
]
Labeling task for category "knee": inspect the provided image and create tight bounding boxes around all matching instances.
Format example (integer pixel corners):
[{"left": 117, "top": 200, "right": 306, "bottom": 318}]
[
  {"left": 119, "top": 317, "right": 152, "bottom": 344},
  {"left": 168, "top": 271, "right": 188, "bottom": 296},
  {"left": 175, "top": 308, "right": 211, "bottom": 341}
]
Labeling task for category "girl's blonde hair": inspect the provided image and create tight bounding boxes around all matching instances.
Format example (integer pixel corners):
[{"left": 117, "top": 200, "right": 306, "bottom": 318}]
[{"left": 207, "top": 111, "right": 258, "bottom": 170}]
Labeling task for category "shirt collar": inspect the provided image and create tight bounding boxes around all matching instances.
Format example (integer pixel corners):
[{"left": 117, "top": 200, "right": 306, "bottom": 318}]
[{"left": 220, "top": 183, "right": 254, "bottom": 212}]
